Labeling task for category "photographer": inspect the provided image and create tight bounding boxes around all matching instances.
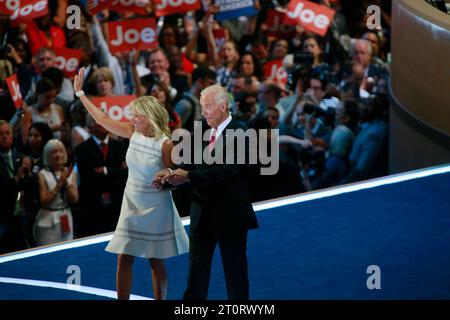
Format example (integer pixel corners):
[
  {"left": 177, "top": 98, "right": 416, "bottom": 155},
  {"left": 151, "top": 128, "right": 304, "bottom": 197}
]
[
  {"left": 341, "top": 95, "right": 389, "bottom": 184},
  {"left": 233, "top": 90, "right": 258, "bottom": 125},
  {"left": 325, "top": 99, "right": 359, "bottom": 186}
]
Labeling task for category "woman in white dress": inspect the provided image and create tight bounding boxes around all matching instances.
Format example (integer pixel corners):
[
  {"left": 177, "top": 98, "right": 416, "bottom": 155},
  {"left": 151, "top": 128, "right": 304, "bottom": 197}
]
[{"left": 74, "top": 67, "right": 189, "bottom": 300}]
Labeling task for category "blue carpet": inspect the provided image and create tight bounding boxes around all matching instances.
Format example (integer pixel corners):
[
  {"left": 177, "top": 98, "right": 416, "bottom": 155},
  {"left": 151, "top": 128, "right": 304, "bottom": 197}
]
[{"left": 1, "top": 172, "right": 449, "bottom": 299}]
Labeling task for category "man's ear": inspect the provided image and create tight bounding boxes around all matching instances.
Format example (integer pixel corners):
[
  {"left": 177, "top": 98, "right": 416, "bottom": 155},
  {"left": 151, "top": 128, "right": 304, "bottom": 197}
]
[{"left": 221, "top": 102, "right": 228, "bottom": 112}]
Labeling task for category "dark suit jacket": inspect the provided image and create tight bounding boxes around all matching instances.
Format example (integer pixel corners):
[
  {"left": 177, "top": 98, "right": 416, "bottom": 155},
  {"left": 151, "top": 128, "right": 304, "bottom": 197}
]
[
  {"left": 187, "top": 120, "right": 259, "bottom": 236},
  {"left": 75, "top": 137, "right": 128, "bottom": 208},
  {"left": 0, "top": 149, "right": 23, "bottom": 216}
]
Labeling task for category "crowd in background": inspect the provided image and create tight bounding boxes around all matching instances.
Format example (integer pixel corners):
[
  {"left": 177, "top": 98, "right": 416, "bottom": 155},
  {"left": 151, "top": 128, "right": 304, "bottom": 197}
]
[{"left": 0, "top": 0, "right": 392, "bottom": 254}]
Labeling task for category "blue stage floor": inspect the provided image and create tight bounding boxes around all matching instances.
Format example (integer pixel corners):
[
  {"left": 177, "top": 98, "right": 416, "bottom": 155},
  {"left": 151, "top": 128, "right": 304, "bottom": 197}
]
[{"left": 1, "top": 164, "right": 449, "bottom": 300}]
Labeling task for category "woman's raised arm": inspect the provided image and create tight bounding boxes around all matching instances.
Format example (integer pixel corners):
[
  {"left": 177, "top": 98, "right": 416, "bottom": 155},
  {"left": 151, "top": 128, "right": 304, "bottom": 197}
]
[{"left": 74, "top": 67, "right": 134, "bottom": 138}]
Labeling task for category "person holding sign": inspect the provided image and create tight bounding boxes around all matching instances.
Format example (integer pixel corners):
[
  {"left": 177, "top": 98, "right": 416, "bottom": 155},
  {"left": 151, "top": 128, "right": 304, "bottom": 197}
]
[{"left": 73, "top": 67, "right": 189, "bottom": 300}]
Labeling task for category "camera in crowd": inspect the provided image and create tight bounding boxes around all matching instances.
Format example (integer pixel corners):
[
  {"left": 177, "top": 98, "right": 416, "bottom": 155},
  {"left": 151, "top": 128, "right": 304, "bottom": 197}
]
[
  {"left": 286, "top": 52, "right": 339, "bottom": 92},
  {"left": 286, "top": 53, "right": 314, "bottom": 92},
  {"left": 303, "top": 101, "right": 337, "bottom": 128},
  {"left": 303, "top": 102, "right": 326, "bottom": 116}
]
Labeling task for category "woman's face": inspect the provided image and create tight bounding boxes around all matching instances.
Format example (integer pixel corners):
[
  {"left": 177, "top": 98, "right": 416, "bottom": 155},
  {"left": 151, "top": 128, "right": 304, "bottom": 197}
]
[
  {"left": 131, "top": 110, "right": 153, "bottom": 136},
  {"left": 29, "top": 127, "right": 44, "bottom": 150},
  {"left": 302, "top": 38, "right": 321, "bottom": 58},
  {"left": 49, "top": 145, "right": 65, "bottom": 168},
  {"left": 159, "top": 27, "right": 177, "bottom": 48},
  {"left": 150, "top": 85, "right": 167, "bottom": 105},
  {"left": 272, "top": 40, "right": 289, "bottom": 60},
  {"left": 37, "top": 89, "right": 57, "bottom": 109},
  {"left": 96, "top": 75, "right": 113, "bottom": 97},
  {"left": 239, "top": 54, "right": 255, "bottom": 77}
]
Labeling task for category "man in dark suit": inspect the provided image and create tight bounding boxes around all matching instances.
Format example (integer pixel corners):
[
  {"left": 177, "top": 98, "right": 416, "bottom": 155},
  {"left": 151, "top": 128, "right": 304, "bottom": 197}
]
[
  {"left": 0, "top": 120, "right": 31, "bottom": 253},
  {"left": 74, "top": 116, "right": 128, "bottom": 236},
  {"left": 154, "top": 85, "right": 259, "bottom": 300}
]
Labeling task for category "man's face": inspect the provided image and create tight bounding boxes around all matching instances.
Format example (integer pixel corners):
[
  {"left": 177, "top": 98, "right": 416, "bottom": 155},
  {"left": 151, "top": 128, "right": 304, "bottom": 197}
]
[
  {"left": 310, "top": 79, "right": 324, "bottom": 102},
  {"left": 37, "top": 51, "right": 55, "bottom": 72},
  {"left": 201, "top": 92, "right": 227, "bottom": 129},
  {"left": 362, "top": 33, "right": 379, "bottom": 56},
  {"left": 0, "top": 124, "right": 13, "bottom": 152},
  {"left": 148, "top": 51, "right": 169, "bottom": 76},
  {"left": 229, "top": 78, "right": 245, "bottom": 96},
  {"left": 352, "top": 42, "right": 371, "bottom": 68}
]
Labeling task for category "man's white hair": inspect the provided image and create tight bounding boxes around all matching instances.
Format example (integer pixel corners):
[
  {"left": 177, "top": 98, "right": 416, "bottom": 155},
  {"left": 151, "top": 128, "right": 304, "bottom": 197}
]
[
  {"left": 201, "top": 84, "right": 230, "bottom": 109},
  {"left": 352, "top": 39, "right": 372, "bottom": 56}
]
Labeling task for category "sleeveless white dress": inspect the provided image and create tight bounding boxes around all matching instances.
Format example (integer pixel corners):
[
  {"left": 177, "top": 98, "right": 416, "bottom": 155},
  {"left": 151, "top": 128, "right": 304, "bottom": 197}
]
[
  {"left": 34, "top": 169, "right": 75, "bottom": 246},
  {"left": 105, "top": 132, "right": 189, "bottom": 259}
]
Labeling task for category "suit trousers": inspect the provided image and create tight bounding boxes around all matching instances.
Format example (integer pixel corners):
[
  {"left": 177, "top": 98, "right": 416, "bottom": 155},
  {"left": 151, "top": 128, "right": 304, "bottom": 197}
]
[{"left": 183, "top": 228, "right": 249, "bottom": 300}]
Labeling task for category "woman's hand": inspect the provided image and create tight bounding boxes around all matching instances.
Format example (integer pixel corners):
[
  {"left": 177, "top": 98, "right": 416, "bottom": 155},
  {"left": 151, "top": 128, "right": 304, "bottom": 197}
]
[
  {"left": 58, "top": 164, "right": 74, "bottom": 188},
  {"left": 158, "top": 71, "right": 171, "bottom": 88},
  {"left": 74, "top": 67, "right": 85, "bottom": 92}
]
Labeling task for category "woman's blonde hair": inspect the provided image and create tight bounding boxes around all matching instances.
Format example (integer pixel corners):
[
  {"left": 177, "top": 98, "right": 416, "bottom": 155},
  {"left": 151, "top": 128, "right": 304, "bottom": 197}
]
[
  {"left": 130, "top": 96, "right": 171, "bottom": 139},
  {"left": 43, "top": 139, "right": 68, "bottom": 167}
]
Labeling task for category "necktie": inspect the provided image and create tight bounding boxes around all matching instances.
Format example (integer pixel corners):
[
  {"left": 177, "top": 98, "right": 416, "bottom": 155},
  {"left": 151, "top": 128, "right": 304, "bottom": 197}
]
[
  {"left": 208, "top": 128, "right": 217, "bottom": 152},
  {"left": 100, "top": 142, "right": 108, "bottom": 161},
  {"left": 3, "top": 153, "right": 14, "bottom": 178}
]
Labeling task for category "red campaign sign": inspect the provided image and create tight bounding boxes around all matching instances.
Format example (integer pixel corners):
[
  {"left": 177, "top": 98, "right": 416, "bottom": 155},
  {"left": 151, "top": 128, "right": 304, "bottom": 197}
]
[
  {"left": 9, "top": 0, "right": 48, "bottom": 25},
  {"left": 88, "top": 0, "right": 149, "bottom": 15},
  {"left": 266, "top": 9, "right": 295, "bottom": 37},
  {"left": 87, "top": 0, "right": 108, "bottom": 14},
  {"left": 91, "top": 95, "right": 137, "bottom": 122},
  {"left": 263, "top": 59, "right": 288, "bottom": 86},
  {"left": 109, "top": 0, "right": 150, "bottom": 14},
  {"left": 284, "top": 0, "right": 335, "bottom": 37},
  {"left": 212, "top": 28, "right": 227, "bottom": 51},
  {"left": 53, "top": 48, "right": 83, "bottom": 78},
  {"left": 5, "top": 74, "right": 23, "bottom": 109},
  {"left": 106, "top": 18, "right": 157, "bottom": 54},
  {"left": 155, "top": 0, "right": 201, "bottom": 17},
  {"left": 0, "top": 0, "right": 20, "bottom": 14}
]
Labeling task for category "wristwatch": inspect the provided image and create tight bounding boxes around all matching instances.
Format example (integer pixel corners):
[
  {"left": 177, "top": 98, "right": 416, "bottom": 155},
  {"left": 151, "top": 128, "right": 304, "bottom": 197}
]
[{"left": 75, "top": 90, "right": 85, "bottom": 97}]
